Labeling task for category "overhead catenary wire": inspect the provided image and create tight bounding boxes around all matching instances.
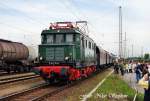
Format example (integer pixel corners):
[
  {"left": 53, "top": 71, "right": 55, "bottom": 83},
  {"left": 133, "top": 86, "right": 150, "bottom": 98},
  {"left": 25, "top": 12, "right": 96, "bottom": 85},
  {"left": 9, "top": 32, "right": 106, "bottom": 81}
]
[
  {"left": 57, "top": 0, "right": 82, "bottom": 21},
  {"left": 64, "top": 0, "right": 110, "bottom": 48}
]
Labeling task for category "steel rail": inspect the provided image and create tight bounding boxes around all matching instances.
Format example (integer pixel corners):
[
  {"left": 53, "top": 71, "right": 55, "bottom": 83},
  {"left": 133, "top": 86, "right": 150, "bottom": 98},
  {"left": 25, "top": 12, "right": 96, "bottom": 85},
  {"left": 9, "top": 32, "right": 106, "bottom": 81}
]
[
  {"left": 0, "top": 75, "right": 40, "bottom": 85},
  {"left": 0, "top": 83, "right": 48, "bottom": 101}
]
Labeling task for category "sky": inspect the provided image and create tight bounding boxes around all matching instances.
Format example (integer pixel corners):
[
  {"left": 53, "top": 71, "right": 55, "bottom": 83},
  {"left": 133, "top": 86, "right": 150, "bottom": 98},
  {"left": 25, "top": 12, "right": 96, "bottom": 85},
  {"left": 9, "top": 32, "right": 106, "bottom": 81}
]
[{"left": 0, "top": 0, "right": 150, "bottom": 57}]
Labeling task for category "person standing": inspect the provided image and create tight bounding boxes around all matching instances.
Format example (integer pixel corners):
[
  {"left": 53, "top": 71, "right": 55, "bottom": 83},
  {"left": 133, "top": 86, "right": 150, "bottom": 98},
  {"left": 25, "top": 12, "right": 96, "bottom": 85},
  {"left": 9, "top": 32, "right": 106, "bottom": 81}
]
[
  {"left": 128, "top": 61, "right": 132, "bottom": 73},
  {"left": 135, "top": 63, "right": 142, "bottom": 83},
  {"left": 114, "top": 61, "right": 119, "bottom": 74},
  {"left": 139, "top": 73, "right": 150, "bottom": 101},
  {"left": 131, "top": 62, "right": 136, "bottom": 73},
  {"left": 142, "top": 64, "right": 148, "bottom": 77},
  {"left": 119, "top": 61, "right": 124, "bottom": 76},
  {"left": 125, "top": 63, "right": 129, "bottom": 73}
]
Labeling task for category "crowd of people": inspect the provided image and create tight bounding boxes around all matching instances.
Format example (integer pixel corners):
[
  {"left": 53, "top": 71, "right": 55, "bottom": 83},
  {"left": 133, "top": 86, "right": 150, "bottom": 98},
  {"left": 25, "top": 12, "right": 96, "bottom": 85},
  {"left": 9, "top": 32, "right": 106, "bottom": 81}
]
[
  {"left": 114, "top": 60, "right": 150, "bottom": 101},
  {"left": 114, "top": 61, "right": 150, "bottom": 82}
]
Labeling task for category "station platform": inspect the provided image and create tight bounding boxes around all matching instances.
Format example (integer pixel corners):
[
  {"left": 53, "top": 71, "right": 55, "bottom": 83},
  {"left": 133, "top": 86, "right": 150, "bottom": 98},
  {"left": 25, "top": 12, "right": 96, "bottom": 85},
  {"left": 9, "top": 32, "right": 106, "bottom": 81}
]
[{"left": 122, "top": 73, "right": 144, "bottom": 94}]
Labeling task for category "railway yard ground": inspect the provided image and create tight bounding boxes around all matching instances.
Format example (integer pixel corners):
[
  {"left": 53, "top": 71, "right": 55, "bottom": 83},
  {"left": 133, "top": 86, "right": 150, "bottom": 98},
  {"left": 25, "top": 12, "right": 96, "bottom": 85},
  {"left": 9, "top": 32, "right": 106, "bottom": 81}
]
[
  {"left": 0, "top": 67, "right": 145, "bottom": 101},
  {"left": 0, "top": 73, "right": 44, "bottom": 97}
]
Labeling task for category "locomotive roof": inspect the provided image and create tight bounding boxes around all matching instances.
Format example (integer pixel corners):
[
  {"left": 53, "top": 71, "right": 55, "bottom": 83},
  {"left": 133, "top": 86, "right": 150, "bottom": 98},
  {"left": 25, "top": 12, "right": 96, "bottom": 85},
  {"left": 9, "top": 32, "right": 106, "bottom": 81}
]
[
  {"left": 41, "top": 28, "right": 80, "bottom": 35},
  {"left": 41, "top": 28, "right": 95, "bottom": 42}
]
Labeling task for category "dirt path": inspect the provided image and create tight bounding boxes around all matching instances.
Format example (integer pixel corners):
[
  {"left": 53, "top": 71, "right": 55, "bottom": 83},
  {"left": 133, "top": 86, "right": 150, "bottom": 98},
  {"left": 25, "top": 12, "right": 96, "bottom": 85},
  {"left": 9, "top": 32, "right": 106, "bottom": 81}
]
[{"left": 122, "top": 73, "right": 144, "bottom": 94}]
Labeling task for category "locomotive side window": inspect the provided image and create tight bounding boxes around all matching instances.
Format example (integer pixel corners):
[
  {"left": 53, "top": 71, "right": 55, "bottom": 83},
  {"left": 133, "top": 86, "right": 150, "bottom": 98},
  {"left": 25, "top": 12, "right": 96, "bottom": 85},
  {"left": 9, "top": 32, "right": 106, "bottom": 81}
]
[
  {"left": 85, "top": 40, "right": 87, "bottom": 48},
  {"left": 56, "top": 34, "right": 64, "bottom": 43},
  {"left": 66, "top": 34, "right": 73, "bottom": 42},
  {"left": 73, "top": 34, "right": 76, "bottom": 42},
  {"left": 41, "top": 35, "right": 44, "bottom": 43},
  {"left": 92, "top": 43, "right": 94, "bottom": 50},
  {"left": 89, "top": 41, "right": 91, "bottom": 49},
  {"left": 81, "top": 37, "right": 84, "bottom": 48},
  {"left": 47, "top": 35, "right": 53, "bottom": 44}
]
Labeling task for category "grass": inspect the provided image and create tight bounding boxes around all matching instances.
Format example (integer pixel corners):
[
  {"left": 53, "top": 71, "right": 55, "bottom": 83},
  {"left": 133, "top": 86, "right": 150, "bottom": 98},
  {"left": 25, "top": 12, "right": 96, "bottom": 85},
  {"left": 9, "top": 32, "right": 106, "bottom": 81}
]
[{"left": 88, "top": 74, "right": 144, "bottom": 101}]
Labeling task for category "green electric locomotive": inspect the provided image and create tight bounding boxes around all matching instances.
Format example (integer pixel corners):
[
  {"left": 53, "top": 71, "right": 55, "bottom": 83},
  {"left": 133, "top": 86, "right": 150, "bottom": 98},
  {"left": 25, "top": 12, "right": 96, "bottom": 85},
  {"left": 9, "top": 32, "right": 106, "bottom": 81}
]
[
  {"left": 34, "top": 21, "right": 113, "bottom": 83},
  {"left": 39, "top": 21, "right": 96, "bottom": 67}
]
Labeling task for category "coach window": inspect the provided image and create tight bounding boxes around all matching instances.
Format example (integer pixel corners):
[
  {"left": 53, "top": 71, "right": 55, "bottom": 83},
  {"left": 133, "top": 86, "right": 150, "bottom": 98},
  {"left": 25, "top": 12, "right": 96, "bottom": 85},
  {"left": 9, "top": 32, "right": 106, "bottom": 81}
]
[
  {"left": 66, "top": 34, "right": 73, "bottom": 42},
  {"left": 56, "top": 34, "right": 64, "bottom": 43},
  {"left": 47, "top": 35, "right": 53, "bottom": 43}
]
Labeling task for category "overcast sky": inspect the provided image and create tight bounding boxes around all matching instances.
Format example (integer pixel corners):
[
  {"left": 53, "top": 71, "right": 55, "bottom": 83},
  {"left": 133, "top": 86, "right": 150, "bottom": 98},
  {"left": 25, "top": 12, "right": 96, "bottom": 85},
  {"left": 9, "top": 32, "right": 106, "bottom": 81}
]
[{"left": 0, "top": 0, "right": 149, "bottom": 57}]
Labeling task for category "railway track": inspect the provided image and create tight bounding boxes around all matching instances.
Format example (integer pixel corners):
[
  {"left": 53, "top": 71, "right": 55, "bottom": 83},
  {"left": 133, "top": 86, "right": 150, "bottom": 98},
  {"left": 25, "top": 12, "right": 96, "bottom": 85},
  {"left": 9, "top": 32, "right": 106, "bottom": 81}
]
[
  {"left": 0, "top": 71, "right": 30, "bottom": 76},
  {"left": 0, "top": 68, "right": 110, "bottom": 101},
  {"left": 0, "top": 82, "right": 49, "bottom": 101},
  {"left": 31, "top": 82, "right": 77, "bottom": 101},
  {"left": 0, "top": 81, "right": 76, "bottom": 101},
  {"left": 0, "top": 71, "right": 8, "bottom": 76},
  {"left": 0, "top": 74, "right": 40, "bottom": 85}
]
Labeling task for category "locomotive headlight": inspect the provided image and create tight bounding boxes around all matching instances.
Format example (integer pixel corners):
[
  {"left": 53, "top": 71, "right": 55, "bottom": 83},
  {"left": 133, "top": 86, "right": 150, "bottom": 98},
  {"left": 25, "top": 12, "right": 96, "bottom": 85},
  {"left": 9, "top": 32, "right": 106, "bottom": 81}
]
[
  {"left": 65, "top": 56, "right": 69, "bottom": 60},
  {"left": 40, "top": 56, "right": 43, "bottom": 60}
]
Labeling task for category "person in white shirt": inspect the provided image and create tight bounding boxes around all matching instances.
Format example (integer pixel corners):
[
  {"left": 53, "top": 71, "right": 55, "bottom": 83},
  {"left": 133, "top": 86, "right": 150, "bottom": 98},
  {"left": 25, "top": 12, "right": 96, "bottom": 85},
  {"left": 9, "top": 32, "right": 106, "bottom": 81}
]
[
  {"left": 128, "top": 61, "right": 132, "bottom": 73},
  {"left": 132, "top": 62, "right": 137, "bottom": 73}
]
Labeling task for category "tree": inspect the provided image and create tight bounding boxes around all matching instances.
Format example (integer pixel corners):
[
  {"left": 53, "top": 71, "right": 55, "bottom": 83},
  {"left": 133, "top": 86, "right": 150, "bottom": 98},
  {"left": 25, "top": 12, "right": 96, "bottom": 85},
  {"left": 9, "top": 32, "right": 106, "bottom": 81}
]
[{"left": 144, "top": 53, "right": 149, "bottom": 60}]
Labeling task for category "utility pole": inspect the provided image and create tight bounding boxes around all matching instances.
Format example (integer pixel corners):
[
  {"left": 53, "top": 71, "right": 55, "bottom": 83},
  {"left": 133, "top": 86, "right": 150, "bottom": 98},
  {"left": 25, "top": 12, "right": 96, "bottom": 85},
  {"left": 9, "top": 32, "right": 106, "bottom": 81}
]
[
  {"left": 141, "top": 46, "right": 143, "bottom": 58},
  {"left": 127, "top": 49, "right": 129, "bottom": 58},
  {"left": 119, "top": 6, "right": 123, "bottom": 58},
  {"left": 132, "top": 44, "right": 133, "bottom": 57},
  {"left": 124, "top": 32, "right": 127, "bottom": 58}
]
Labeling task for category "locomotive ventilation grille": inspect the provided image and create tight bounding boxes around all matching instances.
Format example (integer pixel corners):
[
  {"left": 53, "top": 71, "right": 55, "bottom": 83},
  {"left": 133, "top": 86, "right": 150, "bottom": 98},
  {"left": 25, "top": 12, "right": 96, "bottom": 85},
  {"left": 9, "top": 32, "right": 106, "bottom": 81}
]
[{"left": 46, "top": 47, "right": 64, "bottom": 61}]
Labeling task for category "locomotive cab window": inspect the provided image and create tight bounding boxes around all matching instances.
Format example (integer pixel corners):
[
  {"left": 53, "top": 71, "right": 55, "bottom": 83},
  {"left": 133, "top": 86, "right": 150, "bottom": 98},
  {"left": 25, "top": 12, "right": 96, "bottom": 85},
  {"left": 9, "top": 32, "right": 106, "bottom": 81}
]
[
  {"left": 66, "top": 34, "right": 73, "bottom": 42},
  {"left": 46, "top": 35, "right": 53, "bottom": 44},
  {"left": 56, "top": 34, "right": 64, "bottom": 43}
]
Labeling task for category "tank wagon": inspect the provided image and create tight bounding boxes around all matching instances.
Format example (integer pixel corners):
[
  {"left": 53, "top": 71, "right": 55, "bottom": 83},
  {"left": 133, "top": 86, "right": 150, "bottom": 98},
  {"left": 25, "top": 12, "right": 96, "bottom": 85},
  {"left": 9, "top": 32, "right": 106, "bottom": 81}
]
[
  {"left": 0, "top": 39, "right": 34, "bottom": 73},
  {"left": 34, "top": 21, "right": 115, "bottom": 83}
]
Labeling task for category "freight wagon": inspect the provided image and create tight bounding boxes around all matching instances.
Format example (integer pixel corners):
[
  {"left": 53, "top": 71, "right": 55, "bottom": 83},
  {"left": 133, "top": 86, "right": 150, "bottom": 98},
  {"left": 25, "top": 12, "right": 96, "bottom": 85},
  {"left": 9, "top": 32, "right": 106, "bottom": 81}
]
[{"left": 0, "top": 39, "right": 36, "bottom": 73}]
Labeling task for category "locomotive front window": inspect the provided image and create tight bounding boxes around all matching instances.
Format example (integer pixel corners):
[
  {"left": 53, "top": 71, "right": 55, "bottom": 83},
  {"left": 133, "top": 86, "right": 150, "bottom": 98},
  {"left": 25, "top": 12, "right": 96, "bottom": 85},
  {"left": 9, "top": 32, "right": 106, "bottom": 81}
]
[
  {"left": 66, "top": 34, "right": 73, "bottom": 42},
  {"left": 47, "top": 35, "right": 53, "bottom": 43},
  {"left": 56, "top": 34, "right": 64, "bottom": 43}
]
